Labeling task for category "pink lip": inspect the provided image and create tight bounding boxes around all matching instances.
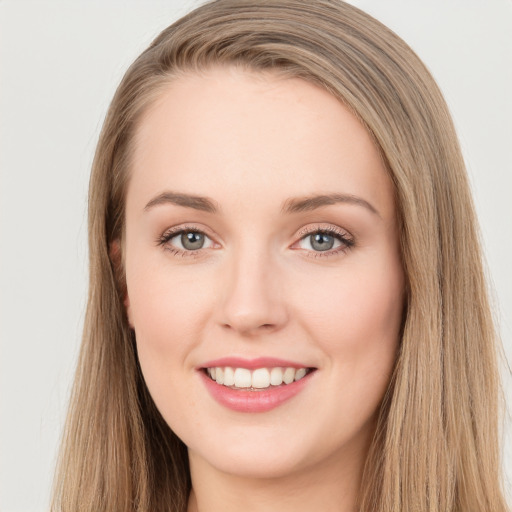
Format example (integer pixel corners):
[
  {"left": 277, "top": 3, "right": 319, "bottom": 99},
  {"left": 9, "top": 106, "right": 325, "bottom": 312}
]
[
  {"left": 198, "top": 367, "right": 316, "bottom": 413},
  {"left": 199, "top": 357, "right": 308, "bottom": 370}
]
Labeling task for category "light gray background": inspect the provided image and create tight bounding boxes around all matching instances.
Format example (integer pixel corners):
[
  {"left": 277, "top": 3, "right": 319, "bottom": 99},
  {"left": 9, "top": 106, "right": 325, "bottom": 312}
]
[{"left": 1, "top": 1, "right": 511, "bottom": 511}]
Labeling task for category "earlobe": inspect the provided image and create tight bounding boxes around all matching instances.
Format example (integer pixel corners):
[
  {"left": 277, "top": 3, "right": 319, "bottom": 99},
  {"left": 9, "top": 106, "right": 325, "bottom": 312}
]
[
  {"left": 109, "top": 239, "right": 134, "bottom": 328},
  {"left": 124, "top": 294, "right": 134, "bottom": 329}
]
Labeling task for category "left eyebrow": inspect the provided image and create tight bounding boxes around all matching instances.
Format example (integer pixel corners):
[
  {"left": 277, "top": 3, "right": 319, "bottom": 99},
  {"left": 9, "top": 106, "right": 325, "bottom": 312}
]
[{"left": 281, "top": 193, "right": 381, "bottom": 218}]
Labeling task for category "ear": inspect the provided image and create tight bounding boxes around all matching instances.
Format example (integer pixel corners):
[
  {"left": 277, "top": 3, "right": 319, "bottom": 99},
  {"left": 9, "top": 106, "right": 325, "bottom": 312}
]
[{"left": 109, "top": 239, "right": 134, "bottom": 328}]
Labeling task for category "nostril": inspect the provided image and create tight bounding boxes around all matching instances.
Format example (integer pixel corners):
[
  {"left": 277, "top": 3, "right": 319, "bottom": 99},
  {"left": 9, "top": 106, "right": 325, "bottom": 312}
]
[{"left": 221, "top": 321, "right": 277, "bottom": 332}]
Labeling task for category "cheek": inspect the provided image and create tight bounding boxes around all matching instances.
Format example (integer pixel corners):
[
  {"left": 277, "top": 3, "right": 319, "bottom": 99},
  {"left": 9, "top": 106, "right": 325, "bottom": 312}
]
[
  {"left": 292, "top": 259, "right": 403, "bottom": 442},
  {"left": 125, "top": 252, "right": 214, "bottom": 374},
  {"left": 295, "top": 256, "right": 404, "bottom": 376},
  {"left": 125, "top": 263, "right": 215, "bottom": 427}
]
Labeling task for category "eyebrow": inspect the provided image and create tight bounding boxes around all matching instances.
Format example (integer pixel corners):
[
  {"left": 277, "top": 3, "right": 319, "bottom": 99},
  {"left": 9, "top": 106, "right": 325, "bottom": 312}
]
[
  {"left": 144, "top": 191, "right": 380, "bottom": 217},
  {"left": 144, "top": 192, "right": 218, "bottom": 213},
  {"left": 282, "top": 193, "right": 380, "bottom": 217}
]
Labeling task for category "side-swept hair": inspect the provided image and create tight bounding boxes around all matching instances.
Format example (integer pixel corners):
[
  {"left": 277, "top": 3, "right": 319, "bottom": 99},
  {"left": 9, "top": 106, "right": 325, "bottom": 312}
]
[{"left": 51, "top": 1, "right": 508, "bottom": 510}]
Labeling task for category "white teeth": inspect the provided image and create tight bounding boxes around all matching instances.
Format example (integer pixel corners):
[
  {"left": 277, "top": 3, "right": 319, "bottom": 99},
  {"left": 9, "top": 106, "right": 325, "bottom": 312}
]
[
  {"left": 283, "top": 367, "right": 295, "bottom": 385},
  {"left": 252, "top": 368, "right": 270, "bottom": 389},
  {"left": 234, "top": 368, "right": 252, "bottom": 388},
  {"left": 223, "top": 367, "right": 235, "bottom": 386},
  {"left": 294, "top": 368, "right": 307, "bottom": 381},
  {"left": 270, "top": 367, "right": 283, "bottom": 386},
  {"left": 206, "top": 366, "right": 310, "bottom": 389}
]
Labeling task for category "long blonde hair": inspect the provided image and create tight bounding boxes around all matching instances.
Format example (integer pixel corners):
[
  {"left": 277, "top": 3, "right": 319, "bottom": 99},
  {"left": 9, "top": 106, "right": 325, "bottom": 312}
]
[{"left": 51, "top": 1, "right": 508, "bottom": 510}]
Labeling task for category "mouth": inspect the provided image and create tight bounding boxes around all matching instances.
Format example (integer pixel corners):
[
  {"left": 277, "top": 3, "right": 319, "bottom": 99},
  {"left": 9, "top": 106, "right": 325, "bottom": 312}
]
[
  {"left": 198, "top": 359, "right": 317, "bottom": 413},
  {"left": 202, "top": 366, "right": 315, "bottom": 391}
]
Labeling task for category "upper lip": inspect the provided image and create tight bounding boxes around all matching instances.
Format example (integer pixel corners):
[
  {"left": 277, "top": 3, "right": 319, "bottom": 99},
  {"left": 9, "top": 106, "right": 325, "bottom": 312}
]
[{"left": 199, "top": 357, "right": 314, "bottom": 370}]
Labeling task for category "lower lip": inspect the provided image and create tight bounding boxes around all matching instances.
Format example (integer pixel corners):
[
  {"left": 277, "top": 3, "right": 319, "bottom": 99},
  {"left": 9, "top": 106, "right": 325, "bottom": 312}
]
[{"left": 199, "top": 370, "right": 314, "bottom": 413}]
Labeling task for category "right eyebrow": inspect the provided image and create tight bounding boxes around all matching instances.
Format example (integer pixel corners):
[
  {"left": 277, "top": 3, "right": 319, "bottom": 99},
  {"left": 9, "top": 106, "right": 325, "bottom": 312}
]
[{"left": 144, "top": 191, "right": 218, "bottom": 213}]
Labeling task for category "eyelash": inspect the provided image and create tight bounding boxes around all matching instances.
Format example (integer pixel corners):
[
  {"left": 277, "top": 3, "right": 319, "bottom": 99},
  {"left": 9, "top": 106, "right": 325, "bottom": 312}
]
[{"left": 156, "top": 224, "right": 355, "bottom": 259}]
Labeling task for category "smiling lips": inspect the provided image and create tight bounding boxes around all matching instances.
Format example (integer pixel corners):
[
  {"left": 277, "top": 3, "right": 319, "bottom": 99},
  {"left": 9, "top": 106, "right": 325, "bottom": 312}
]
[{"left": 199, "top": 358, "right": 316, "bottom": 412}]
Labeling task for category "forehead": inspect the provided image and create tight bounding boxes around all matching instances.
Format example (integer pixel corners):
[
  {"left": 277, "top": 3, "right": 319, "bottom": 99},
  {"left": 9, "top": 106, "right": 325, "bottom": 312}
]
[{"left": 127, "top": 67, "right": 394, "bottom": 219}]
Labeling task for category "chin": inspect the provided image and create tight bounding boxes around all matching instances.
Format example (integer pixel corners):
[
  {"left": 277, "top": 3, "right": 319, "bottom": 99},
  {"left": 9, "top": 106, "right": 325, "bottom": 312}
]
[
  {"left": 183, "top": 416, "right": 369, "bottom": 483},
  {"left": 192, "top": 443, "right": 313, "bottom": 480}
]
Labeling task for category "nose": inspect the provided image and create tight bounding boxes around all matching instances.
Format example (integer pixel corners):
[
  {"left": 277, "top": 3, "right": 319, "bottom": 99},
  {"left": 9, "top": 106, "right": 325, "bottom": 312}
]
[{"left": 217, "top": 245, "right": 289, "bottom": 336}]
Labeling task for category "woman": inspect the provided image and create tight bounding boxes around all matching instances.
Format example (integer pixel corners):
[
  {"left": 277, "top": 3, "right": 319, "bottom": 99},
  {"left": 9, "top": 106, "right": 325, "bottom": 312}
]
[{"left": 50, "top": 1, "right": 509, "bottom": 510}]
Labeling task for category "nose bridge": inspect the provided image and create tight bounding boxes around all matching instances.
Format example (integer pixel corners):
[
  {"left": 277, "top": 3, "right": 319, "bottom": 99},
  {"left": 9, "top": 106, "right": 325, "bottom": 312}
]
[{"left": 219, "top": 238, "right": 287, "bottom": 335}]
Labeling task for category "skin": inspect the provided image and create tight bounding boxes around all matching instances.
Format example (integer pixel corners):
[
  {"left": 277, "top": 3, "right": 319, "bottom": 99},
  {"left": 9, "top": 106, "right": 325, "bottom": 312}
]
[{"left": 122, "top": 67, "right": 404, "bottom": 512}]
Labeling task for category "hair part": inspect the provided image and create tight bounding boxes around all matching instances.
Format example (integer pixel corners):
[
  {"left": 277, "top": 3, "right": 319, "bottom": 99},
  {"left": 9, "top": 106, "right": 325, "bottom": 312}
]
[{"left": 51, "top": 1, "right": 508, "bottom": 511}]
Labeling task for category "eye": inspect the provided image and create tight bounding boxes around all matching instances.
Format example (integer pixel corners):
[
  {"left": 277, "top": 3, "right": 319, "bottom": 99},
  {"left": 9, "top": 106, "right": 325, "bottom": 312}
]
[
  {"left": 157, "top": 227, "right": 216, "bottom": 254},
  {"left": 175, "top": 231, "right": 209, "bottom": 250},
  {"left": 302, "top": 232, "right": 338, "bottom": 252},
  {"left": 294, "top": 226, "right": 354, "bottom": 256}
]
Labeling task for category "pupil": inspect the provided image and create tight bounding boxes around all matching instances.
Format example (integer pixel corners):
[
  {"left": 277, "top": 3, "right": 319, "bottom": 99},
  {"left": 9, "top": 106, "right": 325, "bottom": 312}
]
[
  {"left": 311, "top": 233, "right": 334, "bottom": 251},
  {"left": 181, "top": 231, "right": 204, "bottom": 250}
]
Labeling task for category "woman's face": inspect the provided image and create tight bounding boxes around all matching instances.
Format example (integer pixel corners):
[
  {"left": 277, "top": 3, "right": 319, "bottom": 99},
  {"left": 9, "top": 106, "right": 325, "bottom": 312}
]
[{"left": 123, "top": 67, "right": 404, "bottom": 481}]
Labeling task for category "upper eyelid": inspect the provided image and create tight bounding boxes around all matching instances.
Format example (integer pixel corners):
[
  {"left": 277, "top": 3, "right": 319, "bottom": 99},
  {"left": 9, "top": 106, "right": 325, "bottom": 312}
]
[
  {"left": 160, "top": 223, "right": 351, "bottom": 237},
  {"left": 161, "top": 224, "right": 215, "bottom": 239},
  {"left": 295, "top": 224, "right": 354, "bottom": 240}
]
